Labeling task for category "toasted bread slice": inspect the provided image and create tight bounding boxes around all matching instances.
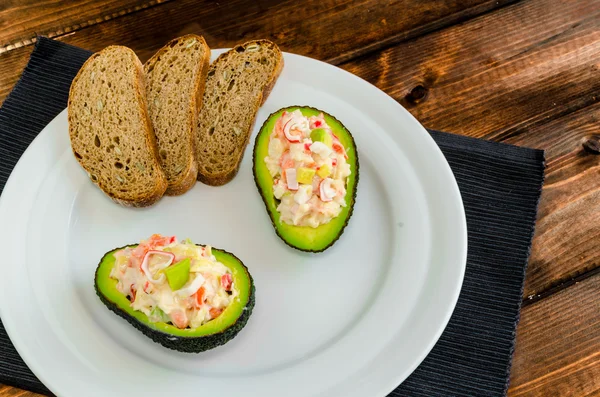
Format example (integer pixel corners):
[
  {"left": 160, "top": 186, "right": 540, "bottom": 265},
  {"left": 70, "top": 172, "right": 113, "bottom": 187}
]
[
  {"left": 68, "top": 45, "right": 167, "bottom": 207},
  {"left": 195, "top": 40, "right": 283, "bottom": 186},
  {"left": 144, "top": 35, "right": 211, "bottom": 195}
]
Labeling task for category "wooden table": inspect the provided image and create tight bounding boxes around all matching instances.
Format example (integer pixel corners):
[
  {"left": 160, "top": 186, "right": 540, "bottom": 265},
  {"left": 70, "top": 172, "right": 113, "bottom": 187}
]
[{"left": 0, "top": 0, "right": 598, "bottom": 395}]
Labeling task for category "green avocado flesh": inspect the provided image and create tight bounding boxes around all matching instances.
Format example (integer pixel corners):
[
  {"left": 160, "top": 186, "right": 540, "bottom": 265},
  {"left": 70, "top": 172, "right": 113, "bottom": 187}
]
[
  {"left": 94, "top": 245, "right": 255, "bottom": 353},
  {"left": 252, "top": 106, "right": 359, "bottom": 252}
]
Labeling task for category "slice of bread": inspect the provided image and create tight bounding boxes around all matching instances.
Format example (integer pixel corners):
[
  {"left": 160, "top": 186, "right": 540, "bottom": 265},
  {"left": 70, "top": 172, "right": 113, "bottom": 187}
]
[
  {"left": 195, "top": 40, "right": 283, "bottom": 186},
  {"left": 144, "top": 35, "right": 211, "bottom": 195},
  {"left": 68, "top": 45, "right": 167, "bottom": 207}
]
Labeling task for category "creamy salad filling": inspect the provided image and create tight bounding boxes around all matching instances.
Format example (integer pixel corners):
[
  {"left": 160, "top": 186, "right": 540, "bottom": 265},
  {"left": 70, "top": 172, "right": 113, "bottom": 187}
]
[
  {"left": 110, "top": 234, "right": 238, "bottom": 329},
  {"left": 264, "top": 110, "right": 352, "bottom": 227}
]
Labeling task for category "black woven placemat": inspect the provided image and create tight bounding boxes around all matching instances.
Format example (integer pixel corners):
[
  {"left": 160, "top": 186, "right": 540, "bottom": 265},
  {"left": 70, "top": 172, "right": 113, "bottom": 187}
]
[{"left": 0, "top": 37, "right": 545, "bottom": 396}]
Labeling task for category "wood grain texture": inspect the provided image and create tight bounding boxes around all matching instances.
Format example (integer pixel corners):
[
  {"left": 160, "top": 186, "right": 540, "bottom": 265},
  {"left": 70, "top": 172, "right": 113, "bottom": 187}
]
[
  {"left": 0, "top": 384, "right": 40, "bottom": 396},
  {"left": 341, "top": 0, "right": 600, "bottom": 141},
  {"left": 0, "top": 0, "right": 516, "bottom": 105},
  {"left": 505, "top": 103, "right": 600, "bottom": 299},
  {"left": 341, "top": 0, "right": 600, "bottom": 297},
  {"left": 0, "top": 0, "right": 168, "bottom": 52},
  {"left": 508, "top": 273, "right": 600, "bottom": 396},
  {"left": 0, "top": 0, "right": 599, "bottom": 396}
]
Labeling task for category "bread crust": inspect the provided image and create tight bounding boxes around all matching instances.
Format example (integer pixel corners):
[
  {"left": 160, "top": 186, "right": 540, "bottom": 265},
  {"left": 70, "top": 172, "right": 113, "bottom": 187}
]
[
  {"left": 144, "top": 35, "right": 211, "bottom": 195},
  {"left": 195, "top": 40, "right": 284, "bottom": 186},
  {"left": 68, "top": 46, "right": 167, "bottom": 207}
]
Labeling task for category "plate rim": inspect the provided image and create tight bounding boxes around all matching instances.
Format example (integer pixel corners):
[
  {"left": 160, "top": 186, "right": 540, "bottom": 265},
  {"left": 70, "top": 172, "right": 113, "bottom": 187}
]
[{"left": 0, "top": 49, "right": 467, "bottom": 396}]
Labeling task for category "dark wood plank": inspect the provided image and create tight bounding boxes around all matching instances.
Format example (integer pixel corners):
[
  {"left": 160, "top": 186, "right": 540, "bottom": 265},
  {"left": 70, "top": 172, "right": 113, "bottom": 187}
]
[
  {"left": 340, "top": 0, "right": 600, "bottom": 297},
  {"left": 0, "top": 384, "right": 40, "bottom": 397},
  {"left": 0, "top": 0, "right": 164, "bottom": 52},
  {"left": 0, "top": 0, "right": 516, "bottom": 105},
  {"left": 0, "top": 1, "right": 597, "bottom": 396},
  {"left": 504, "top": 103, "right": 600, "bottom": 299},
  {"left": 0, "top": 48, "right": 30, "bottom": 105},
  {"left": 341, "top": 0, "right": 600, "bottom": 141},
  {"left": 508, "top": 272, "right": 600, "bottom": 396}
]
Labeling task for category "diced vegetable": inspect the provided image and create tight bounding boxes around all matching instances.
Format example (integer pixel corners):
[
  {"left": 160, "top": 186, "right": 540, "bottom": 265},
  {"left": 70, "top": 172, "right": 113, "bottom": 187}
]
[
  {"left": 221, "top": 274, "right": 233, "bottom": 291},
  {"left": 147, "top": 234, "right": 176, "bottom": 248},
  {"left": 164, "top": 258, "right": 191, "bottom": 290},
  {"left": 170, "top": 310, "right": 189, "bottom": 329},
  {"left": 317, "top": 164, "right": 331, "bottom": 178},
  {"left": 297, "top": 167, "right": 316, "bottom": 184},
  {"left": 210, "top": 308, "right": 224, "bottom": 319},
  {"left": 149, "top": 306, "right": 170, "bottom": 323},
  {"left": 310, "top": 128, "right": 332, "bottom": 147},
  {"left": 195, "top": 287, "right": 206, "bottom": 306},
  {"left": 332, "top": 141, "right": 348, "bottom": 159},
  {"left": 129, "top": 285, "right": 136, "bottom": 301}
]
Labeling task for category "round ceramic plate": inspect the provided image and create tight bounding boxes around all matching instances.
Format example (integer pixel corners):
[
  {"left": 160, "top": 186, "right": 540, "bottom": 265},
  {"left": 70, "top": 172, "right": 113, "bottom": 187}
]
[{"left": 0, "top": 50, "right": 466, "bottom": 396}]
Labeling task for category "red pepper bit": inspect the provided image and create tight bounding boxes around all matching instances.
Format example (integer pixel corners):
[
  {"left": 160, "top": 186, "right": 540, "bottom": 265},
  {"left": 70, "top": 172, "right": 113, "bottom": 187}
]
[
  {"left": 210, "top": 308, "right": 224, "bottom": 319},
  {"left": 195, "top": 287, "right": 206, "bottom": 307},
  {"left": 304, "top": 143, "right": 311, "bottom": 151},
  {"left": 314, "top": 120, "right": 322, "bottom": 127},
  {"left": 221, "top": 274, "right": 233, "bottom": 291},
  {"left": 129, "top": 285, "right": 137, "bottom": 302}
]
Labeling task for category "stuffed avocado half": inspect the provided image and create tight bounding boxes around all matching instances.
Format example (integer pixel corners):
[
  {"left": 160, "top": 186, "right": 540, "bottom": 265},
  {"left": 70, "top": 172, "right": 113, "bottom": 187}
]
[
  {"left": 94, "top": 234, "right": 255, "bottom": 353},
  {"left": 253, "top": 106, "right": 359, "bottom": 252}
]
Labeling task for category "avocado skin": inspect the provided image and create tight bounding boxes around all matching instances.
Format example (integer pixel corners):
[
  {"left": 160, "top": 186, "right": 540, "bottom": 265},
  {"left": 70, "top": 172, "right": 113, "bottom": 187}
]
[
  {"left": 252, "top": 106, "right": 359, "bottom": 253},
  {"left": 94, "top": 245, "right": 255, "bottom": 353}
]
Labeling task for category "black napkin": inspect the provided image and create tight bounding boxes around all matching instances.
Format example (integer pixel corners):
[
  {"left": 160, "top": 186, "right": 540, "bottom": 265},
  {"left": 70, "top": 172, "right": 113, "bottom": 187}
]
[{"left": 0, "top": 37, "right": 545, "bottom": 397}]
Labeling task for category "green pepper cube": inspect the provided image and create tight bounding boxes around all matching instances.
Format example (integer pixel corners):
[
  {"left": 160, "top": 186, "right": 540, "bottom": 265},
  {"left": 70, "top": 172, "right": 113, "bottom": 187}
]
[
  {"left": 149, "top": 306, "right": 170, "bottom": 323},
  {"left": 297, "top": 167, "right": 316, "bottom": 184},
  {"left": 164, "top": 258, "right": 191, "bottom": 290},
  {"left": 310, "top": 128, "right": 333, "bottom": 147}
]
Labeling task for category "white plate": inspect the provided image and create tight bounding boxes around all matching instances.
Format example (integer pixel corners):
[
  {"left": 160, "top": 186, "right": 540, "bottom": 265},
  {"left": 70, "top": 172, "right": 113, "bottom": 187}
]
[{"left": 0, "top": 50, "right": 466, "bottom": 396}]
